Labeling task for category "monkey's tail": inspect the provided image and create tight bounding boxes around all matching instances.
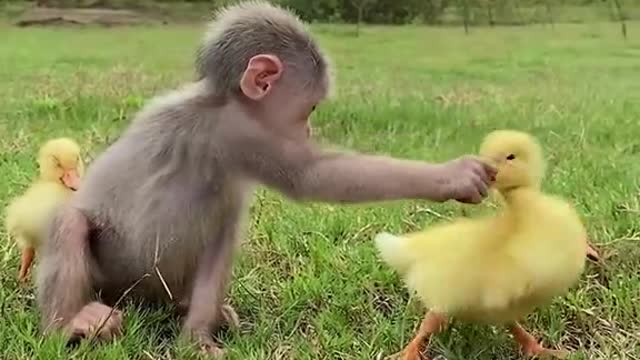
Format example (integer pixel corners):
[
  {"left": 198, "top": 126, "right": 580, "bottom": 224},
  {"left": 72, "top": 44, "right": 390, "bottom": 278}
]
[
  {"left": 374, "top": 232, "right": 413, "bottom": 274},
  {"left": 36, "top": 206, "right": 97, "bottom": 332}
]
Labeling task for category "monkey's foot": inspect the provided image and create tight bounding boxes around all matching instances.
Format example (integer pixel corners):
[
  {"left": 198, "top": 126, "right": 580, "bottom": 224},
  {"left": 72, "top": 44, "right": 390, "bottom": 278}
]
[
  {"left": 183, "top": 328, "right": 225, "bottom": 358},
  {"left": 18, "top": 246, "right": 35, "bottom": 283},
  {"left": 508, "top": 323, "right": 570, "bottom": 359},
  {"left": 221, "top": 304, "right": 240, "bottom": 330},
  {"left": 66, "top": 302, "right": 123, "bottom": 342},
  {"left": 384, "top": 311, "right": 448, "bottom": 360},
  {"left": 198, "top": 337, "right": 225, "bottom": 358}
]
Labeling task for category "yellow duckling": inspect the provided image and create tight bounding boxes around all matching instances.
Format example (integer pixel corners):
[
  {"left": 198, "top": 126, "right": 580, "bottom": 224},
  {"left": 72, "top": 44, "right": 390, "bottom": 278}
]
[
  {"left": 375, "top": 130, "right": 597, "bottom": 359},
  {"left": 5, "top": 137, "right": 84, "bottom": 282}
]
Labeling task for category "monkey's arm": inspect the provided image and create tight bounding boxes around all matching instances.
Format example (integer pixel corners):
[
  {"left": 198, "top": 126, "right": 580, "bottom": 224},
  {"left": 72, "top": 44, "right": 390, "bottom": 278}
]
[
  {"left": 294, "top": 150, "right": 449, "bottom": 203},
  {"left": 181, "top": 209, "right": 240, "bottom": 353},
  {"left": 228, "top": 126, "right": 449, "bottom": 203}
]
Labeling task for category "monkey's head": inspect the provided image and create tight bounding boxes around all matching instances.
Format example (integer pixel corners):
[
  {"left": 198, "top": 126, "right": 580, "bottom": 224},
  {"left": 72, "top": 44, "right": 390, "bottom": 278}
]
[
  {"left": 478, "top": 130, "right": 545, "bottom": 192},
  {"left": 195, "top": 1, "right": 332, "bottom": 142},
  {"left": 37, "top": 137, "right": 84, "bottom": 191}
]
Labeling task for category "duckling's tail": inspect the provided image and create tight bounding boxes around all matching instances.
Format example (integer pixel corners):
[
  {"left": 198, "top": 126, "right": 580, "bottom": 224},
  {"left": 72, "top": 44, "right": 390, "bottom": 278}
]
[
  {"left": 4, "top": 201, "right": 20, "bottom": 238},
  {"left": 374, "top": 232, "right": 413, "bottom": 274}
]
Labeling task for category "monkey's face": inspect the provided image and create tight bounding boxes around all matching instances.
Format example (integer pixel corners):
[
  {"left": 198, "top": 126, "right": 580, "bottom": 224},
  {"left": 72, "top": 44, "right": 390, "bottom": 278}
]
[
  {"left": 262, "top": 86, "right": 320, "bottom": 142},
  {"left": 239, "top": 54, "right": 326, "bottom": 143}
]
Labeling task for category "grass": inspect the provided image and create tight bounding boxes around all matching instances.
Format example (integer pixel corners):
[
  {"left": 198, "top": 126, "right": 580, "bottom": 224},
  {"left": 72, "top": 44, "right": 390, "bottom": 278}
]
[{"left": 1, "top": 20, "right": 640, "bottom": 360}]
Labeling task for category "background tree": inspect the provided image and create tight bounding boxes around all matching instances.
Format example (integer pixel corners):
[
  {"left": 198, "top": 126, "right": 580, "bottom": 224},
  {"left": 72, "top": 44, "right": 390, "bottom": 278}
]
[
  {"left": 610, "top": 0, "right": 628, "bottom": 38},
  {"left": 351, "top": 0, "right": 373, "bottom": 36},
  {"left": 460, "top": 0, "right": 470, "bottom": 33}
]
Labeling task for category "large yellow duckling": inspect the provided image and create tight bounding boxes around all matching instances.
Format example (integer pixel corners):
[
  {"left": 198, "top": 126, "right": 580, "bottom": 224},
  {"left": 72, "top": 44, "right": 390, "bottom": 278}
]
[
  {"left": 5, "top": 137, "right": 84, "bottom": 282},
  {"left": 375, "top": 130, "right": 598, "bottom": 359}
]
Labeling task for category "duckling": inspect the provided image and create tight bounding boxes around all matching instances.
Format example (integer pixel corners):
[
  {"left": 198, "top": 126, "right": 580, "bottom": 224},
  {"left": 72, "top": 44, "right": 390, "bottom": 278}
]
[
  {"left": 375, "top": 130, "right": 598, "bottom": 360},
  {"left": 5, "top": 137, "right": 84, "bottom": 283}
]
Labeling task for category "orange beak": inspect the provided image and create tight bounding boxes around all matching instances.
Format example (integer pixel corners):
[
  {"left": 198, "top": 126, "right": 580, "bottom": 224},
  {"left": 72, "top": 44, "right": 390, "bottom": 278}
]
[{"left": 61, "top": 169, "right": 80, "bottom": 191}]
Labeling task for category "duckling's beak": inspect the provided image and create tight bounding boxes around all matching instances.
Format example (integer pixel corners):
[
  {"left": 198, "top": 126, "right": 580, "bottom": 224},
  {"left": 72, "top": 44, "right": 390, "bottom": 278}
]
[{"left": 61, "top": 169, "right": 80, "bottom": 191}]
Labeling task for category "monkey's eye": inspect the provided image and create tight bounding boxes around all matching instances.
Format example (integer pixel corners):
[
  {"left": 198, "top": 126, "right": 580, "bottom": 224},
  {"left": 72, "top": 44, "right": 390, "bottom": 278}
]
[{"left": 506, "top": 154, "right": 516, "bottom": 160}]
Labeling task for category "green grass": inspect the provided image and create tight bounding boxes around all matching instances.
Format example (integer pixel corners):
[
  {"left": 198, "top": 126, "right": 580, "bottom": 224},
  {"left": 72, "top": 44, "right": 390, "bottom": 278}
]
[{"left": 1, "top": 21, "right": 640, "bottom": 360}]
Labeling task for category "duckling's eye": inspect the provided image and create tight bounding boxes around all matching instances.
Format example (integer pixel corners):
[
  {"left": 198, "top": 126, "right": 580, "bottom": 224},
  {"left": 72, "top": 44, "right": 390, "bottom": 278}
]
[
  {"left": 506, "top": 154, "right": 516, "bottom": 160},
  {"left": 311, "top": 105, "right": 317, "bottom": 112},
  {"left": 51, "top": 156, "right": 61, "bottom": 167}
]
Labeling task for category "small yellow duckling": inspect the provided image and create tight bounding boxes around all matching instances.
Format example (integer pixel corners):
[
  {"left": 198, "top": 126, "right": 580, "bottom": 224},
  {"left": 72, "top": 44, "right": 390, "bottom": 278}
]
[
  {"left": 5, "top": 137, "right": 84, "bottom": 282},
  {"left": 375, "top": 130, "right": 597, "bottom": 359}
]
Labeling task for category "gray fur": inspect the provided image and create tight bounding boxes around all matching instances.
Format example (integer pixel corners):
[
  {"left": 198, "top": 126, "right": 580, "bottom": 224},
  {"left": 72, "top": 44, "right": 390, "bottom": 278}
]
[
  {"left": 35, "top": 0, "right": 495, "bottom": 347},
  {"left": 195, "top": 0, "right": 330, "bottom": 97}
]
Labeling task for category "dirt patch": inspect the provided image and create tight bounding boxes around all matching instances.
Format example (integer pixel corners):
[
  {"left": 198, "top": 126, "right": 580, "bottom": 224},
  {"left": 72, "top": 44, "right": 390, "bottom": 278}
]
[{"left": 15, "top": 7, "right": 160, "bottom": 27}]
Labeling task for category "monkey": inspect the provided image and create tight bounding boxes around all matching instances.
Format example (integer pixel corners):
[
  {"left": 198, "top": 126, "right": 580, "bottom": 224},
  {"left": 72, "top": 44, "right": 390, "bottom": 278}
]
[{"left": 35, "top": 0, "right": 497, "bottom": 356}]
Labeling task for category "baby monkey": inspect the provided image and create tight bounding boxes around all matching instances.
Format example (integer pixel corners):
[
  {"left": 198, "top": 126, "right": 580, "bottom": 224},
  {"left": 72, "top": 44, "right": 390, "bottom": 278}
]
[{"left": 36, "top": 0, "right": 496, "bottom": 356}]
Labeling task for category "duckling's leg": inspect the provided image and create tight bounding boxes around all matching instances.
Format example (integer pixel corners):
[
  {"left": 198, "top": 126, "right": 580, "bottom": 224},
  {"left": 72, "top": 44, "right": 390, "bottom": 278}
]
[
  {"left": 387, "top": 311, "right": 447, "bottom": 360},
  {"left": 18, "top": 246, "right": 35, "bottom": 283},
  {"left": 507, "top": 322, "right": 570, "bottom": 359}
]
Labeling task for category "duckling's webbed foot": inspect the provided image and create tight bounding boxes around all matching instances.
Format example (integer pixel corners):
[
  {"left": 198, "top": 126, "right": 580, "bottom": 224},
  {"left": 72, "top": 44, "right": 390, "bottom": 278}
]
[
  {"left": 508, "top": 323, "right": 570, "bottom": 359},
  {"left": 386, "top": 311, "right": 447, "bottom": 360},
  {"left": 18, "top": 246, "right": 35, "bottom": 283},
  {"left": 586, "top": 243, "right": 601, "bottom": 263}
]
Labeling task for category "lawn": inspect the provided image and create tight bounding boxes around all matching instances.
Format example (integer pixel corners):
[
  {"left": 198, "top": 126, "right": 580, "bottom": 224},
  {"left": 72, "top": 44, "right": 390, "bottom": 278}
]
[{"left": 1, "top": 20, "right": 639, "bottom": 360}]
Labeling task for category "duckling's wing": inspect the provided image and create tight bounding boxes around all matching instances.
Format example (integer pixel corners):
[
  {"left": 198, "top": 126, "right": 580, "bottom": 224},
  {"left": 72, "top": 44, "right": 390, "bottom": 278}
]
[{"left": 5, "top": 184, "right": 68, "bottom": 242}]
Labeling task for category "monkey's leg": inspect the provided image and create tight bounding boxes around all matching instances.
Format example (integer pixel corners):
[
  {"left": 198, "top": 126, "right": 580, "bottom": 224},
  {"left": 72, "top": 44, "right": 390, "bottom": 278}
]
[
  {"left": 387, "top": 311, "right": 447, "bottom": 360},
  {"left": 181, "top": 231, "right": 237, "bottom": 357},
  {"left": 18, "top": 245, "right": 35, "bottom": 283},
  {"left": 507, "top": 322, "right": 570, "bottom": 359},
  {"left": 36, "top": 206, "right": 123, "bottom": 342}
]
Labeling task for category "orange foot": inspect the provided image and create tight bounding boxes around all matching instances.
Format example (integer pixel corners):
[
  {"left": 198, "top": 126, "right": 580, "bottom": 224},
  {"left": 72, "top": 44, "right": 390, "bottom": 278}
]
[
  {"left": 508, "top": 323, "right": 570, "bottom": 359},
  {"left": 386, "top": 311, "right": 447, "bottom": 360},
  {"left": 586, "top": 243, "right": 600, "bottom": 262},
  {"left": 18, "top": 246, "right": 35, "bottom": 283}
]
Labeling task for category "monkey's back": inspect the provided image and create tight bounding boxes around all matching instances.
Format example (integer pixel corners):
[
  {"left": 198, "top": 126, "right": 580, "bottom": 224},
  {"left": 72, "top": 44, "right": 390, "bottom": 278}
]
[{"left": 71, "top": 86, "right": 250, "bottom": 303}]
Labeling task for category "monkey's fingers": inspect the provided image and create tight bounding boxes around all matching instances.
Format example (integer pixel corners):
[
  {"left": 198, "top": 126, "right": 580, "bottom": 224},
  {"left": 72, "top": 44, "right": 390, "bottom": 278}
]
[
  {"left": 472, "top": 175, "right": 489, "bottom": 198},
  {"left": 193, "top": 332, "right": 225, "bottom": 358},
  {"left": 457, "top": 188, "right": 482, "bottom": 204},
  {"left": 201, "top": 343, "right": 225, "bottom": 358},
  {"left": 98, "top": 312, "right": 123, "bottom": 341},
  {"left": 470, "top": 159, "right": 495, "bottom": 185},
  {"left": 469, "top": 155, "right": 498, "bottom": 176},
  {"left": 66, "top": 317, "right": 93, "bottom": 341},
  {"left": 221, "top": 304, "right": 240, "bottom": 330},
  {"left": 70, "top": 303, "right": 123, "bottom": 342}
]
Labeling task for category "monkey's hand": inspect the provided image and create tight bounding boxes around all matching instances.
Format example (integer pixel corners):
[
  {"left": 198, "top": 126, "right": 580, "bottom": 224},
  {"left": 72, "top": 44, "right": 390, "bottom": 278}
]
[
  {"left": 435, "top": 155, "right": 497, "bottom": 204},
  {"left": 65, "top": 302, "right": 123, "bottom": 342},
  {"left": 182, "top": 326, "right": 225, "bottom": 358},
  {"left": 176, "top": 301, "right": 240, "bottom": 331},
  {"left": 220, "top": 304, "right": 241, "bottom": 330}
]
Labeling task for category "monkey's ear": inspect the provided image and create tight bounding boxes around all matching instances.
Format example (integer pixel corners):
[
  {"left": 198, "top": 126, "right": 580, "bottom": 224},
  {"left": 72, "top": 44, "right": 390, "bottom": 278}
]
[{"left": 240, "top": 54, "right": 283, "bottom": 100}]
